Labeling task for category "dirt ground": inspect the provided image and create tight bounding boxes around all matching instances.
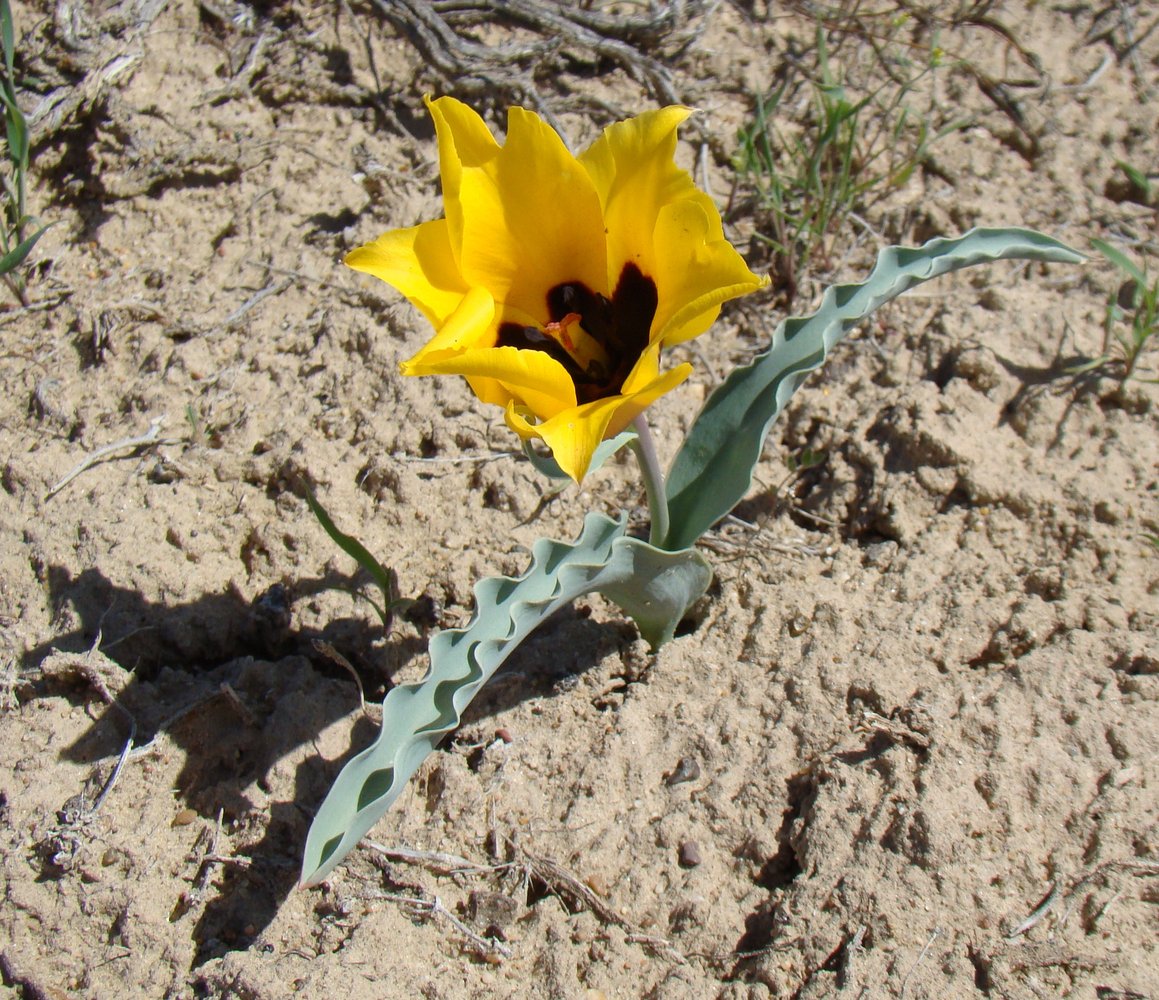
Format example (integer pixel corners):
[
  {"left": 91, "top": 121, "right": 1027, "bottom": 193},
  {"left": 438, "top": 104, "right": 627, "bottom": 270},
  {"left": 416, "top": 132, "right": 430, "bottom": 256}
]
[{"left": 1, "top": 1, "right": 1157, "bottom": 997}]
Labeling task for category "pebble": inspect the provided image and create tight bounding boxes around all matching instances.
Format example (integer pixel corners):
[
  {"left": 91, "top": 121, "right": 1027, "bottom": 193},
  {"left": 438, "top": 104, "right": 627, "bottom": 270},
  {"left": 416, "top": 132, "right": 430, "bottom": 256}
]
[
  {"left": 584, "top": 873, "right": 609, "bottom": 896},
  {"left": 664, "top": 756, "right": 701, "bottom": 786},
  {"left": 678, "top": 840, "right": 703, "bottom": 867},
  {"left": 787, "top": 614, "right": 811, "bottom": 637},
  {"left": 171, "top": 808, "right": 197, "bottom": 827}
]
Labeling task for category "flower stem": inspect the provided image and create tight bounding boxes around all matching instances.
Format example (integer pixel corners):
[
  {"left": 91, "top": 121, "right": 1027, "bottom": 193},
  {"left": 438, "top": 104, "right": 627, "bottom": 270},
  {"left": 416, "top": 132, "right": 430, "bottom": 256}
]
[{"left": 630, "top": 415, "right": 669, "bottom": 547}]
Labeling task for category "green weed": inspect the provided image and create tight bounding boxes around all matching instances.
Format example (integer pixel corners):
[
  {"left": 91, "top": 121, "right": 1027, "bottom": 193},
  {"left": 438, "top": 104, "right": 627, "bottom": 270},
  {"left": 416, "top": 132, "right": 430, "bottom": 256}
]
[
  {"left": 732, "top": 27, "right": 960, "bottom": 304},
  {"left": 0, "top": 0, "right": 51, "bottom": 306},
  {"left": 304, "top": 487, "right": 408, "bottom": 629},
  {"left": 785, "top": 446, "right": 826, "bottom": 476},
  {"left": 1115, "top": 159, "right": 1154, "bottom": 205},
  {"left": 1076, "top": 240, "right": 1159, "bottom": 383}
]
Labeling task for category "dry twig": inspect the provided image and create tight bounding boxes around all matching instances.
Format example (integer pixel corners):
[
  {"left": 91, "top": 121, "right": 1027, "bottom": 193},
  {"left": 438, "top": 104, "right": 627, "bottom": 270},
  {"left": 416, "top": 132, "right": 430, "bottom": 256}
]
[
  {"left": 898, "top": 926, "right": 942, "bottom": 999},
  {"left": 1006, "top": 880, "right": 1062, "bottom": 939},
  {"left": 1004, "top": 859, "right": 1159, "bottom": 941},
  {"left": 363, "top": 0, "right": 695, "bottom": 113},
  {"left": 363, "top": 890, "right": 512, "bottom": 959},
  {"left": 45, "top": 417, "right": 178, "bottom": 501},
  {"left": 857, "top": 711, "right": 932, "bottom": 751},
  {"left": 362, "top": 840, "right": 506, "bottom": 877}
]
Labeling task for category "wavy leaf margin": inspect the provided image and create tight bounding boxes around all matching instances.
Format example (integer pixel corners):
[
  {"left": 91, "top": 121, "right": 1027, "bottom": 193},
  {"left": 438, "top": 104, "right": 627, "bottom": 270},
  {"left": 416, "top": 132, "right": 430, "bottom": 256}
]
[
  {"left": 661, "top": 227, "right": 1085, "bottom": 550},
  {"left": 300, "top": 513, "right": 710, "bottom": 886}
]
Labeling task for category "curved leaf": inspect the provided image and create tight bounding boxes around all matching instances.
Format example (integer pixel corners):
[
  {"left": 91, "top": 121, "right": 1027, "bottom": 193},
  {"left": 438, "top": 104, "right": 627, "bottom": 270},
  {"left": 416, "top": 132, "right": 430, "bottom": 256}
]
[
  {"left": 304, "top": 487, "right": 400, "bottom": 626},
  {"left": 0, "top": 220, "right": 52, "bottom": 276},
  {"left": 301, "top": 513, "right": 710, "bottom": 886},
  {"left": 661, "top": 227, "right": 1085, "bottom": 550}
]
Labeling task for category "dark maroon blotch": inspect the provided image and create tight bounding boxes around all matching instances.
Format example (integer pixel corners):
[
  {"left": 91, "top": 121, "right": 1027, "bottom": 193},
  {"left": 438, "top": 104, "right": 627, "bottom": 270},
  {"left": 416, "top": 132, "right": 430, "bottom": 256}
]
[{"left": 497, "top": 263, "right": 658, "bottom": 404}]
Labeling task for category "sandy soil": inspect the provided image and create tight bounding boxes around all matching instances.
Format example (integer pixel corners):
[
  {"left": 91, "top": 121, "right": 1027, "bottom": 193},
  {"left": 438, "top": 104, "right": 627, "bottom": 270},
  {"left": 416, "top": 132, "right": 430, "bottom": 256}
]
[{"left": 1, "top": 1, "right": 1157, "bottom": 997}]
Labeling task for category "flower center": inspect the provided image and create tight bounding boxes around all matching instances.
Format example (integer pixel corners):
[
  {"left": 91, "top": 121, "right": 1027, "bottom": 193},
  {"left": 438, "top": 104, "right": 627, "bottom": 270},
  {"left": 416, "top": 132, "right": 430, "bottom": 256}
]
[
  {"left": 543, "top": 312, "right": 611, "bottom": 380},
  {"left": 497, "top": 263, "right": 658, "bottom": 404}
]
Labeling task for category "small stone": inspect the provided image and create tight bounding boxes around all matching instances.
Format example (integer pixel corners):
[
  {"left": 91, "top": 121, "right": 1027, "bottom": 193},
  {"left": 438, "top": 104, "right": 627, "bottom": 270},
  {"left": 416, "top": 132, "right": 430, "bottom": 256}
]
[
  {"left": 584, "top": 873, "right": 609, "bottom": 896},
  {"left": 862, "top": 541, "right": 899, "bottom": 570},
  {"left": 147, "top": 458, "right": 182, "bottom": 484},
  {"left": 101, "top": 846, "right": 127, "bottom": 868},
  {"left": 403, "top": 594, "right": 442, "bottom": 628},
  {"left": 787, "top": 614, "right": 810, "bottom": 637},
  {"left": 468, "top": 890, "right": 519, "bottom": 929},
  {"left": 664, "top": 756, "right": 701, "bottom": 786},
  {"left": 678, "top": 841, "right": 702, "bottom": 867},
  {"left": 171, "top": 808, "right": 198, "bottom": 827}
]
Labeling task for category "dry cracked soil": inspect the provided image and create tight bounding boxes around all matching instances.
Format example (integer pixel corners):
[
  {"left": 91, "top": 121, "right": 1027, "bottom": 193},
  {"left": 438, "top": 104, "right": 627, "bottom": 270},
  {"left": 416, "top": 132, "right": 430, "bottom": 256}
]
[{"left": 0, "top": 1, "right": 1157, "bottom": 998}]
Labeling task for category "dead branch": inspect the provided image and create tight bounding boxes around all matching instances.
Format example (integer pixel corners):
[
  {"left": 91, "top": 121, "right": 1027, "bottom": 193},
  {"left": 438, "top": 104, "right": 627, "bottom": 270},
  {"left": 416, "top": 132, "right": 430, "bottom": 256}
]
[
  {"left": 362, "top": 840, "right": 507, "bottom": 877},
  {"left": 29, "top": 0, "right": 168, "bottom": 142},
  {"left": 432, "top": 0, "right": 710, "bottom": 50},
  {"left": 363, "top": 0, "right": 692, "bottom": 110}
]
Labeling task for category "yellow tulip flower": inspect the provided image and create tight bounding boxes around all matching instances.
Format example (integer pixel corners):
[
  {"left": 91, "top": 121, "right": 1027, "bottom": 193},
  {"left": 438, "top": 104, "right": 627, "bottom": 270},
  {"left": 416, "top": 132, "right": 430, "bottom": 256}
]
[{"left": 347, "top": 96, "right": 768, "bottom": 482}]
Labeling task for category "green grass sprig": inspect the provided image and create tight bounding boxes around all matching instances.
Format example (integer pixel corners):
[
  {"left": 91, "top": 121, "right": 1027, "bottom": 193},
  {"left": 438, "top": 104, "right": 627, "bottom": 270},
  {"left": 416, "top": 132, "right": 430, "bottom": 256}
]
[
  {"left": 304, "top": 487, "right": 411, "bottom": 629},
  {"left": 0, "top": 0, "right": 52, "bottom": 306},
  {"left": 1078, "top": 239, "right": 1159, "bottom": 384},
  {"left": 733, "top": 28, "right": 962, "bottom": 304}
]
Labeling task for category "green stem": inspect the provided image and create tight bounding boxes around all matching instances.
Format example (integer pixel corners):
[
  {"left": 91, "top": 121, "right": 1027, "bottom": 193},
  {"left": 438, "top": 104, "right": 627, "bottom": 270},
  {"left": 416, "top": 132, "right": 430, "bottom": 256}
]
[{"left": 630, "top": 414, "right": 669, "bottom": 547}]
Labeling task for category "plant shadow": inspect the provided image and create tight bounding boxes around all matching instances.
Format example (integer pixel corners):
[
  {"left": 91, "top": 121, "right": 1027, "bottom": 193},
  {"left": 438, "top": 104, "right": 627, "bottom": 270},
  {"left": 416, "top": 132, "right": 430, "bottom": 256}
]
[{"left": 22, "top": 563, "right": 633, "bottom": 967}]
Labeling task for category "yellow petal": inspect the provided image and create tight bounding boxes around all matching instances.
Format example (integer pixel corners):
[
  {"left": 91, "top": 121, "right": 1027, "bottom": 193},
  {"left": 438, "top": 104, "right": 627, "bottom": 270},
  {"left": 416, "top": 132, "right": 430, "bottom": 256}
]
[
  {"left": 580, "top": 106, "right": 767, "bottom": 346},
  {"left": 427, "top": 96, "right": 501, "bottom": 273},
  {"left": 427, "top": 95, "right": 500, "bottom": 169},
  {"left": 506, "top": 358, "right": 692, "bottom": 482},
  {"left": 401, "top": 285, "right": 495, "bottom": 363},
  {"left": 579, "top": 107, "right": 696, "bottom": 296},
  {"left": 505, "top": 402, "right": 612, "bottom": 482},
  {"left": 650, "top": 196, "right": 769, "bottom": 345},
  {"left": 603, "top": 361, "right": 692, "bottom": 439},
  {"left": 619, "top": 342, "right": 664, "bottom": 394},
  {"left": 398, "top": 286, "right": 512, "bottom": 416},
  {"left": 345, "top": 219, "right": 468, "bottom": 327},
  {"left": 407, "top": 344, "right": 577, "bottom": 418},
  {"left": 453, "top": 107, "right": 608, "bottom": 320}
]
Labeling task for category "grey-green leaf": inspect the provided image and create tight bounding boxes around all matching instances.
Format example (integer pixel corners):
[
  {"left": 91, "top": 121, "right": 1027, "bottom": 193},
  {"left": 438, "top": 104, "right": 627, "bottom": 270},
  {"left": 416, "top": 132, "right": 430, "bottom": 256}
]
[
  {"left": 661, "top": 227, "right": 1085, "bottom": 550},
  {"left": 300, "top": 513, "right": 710, "bottom": 886}
]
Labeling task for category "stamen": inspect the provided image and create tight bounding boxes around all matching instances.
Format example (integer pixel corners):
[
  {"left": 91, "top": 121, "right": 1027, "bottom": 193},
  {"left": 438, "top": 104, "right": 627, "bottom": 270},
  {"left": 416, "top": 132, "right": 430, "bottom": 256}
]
[{"left": 543, "top": 312, "right": 610, "bottom": 379}]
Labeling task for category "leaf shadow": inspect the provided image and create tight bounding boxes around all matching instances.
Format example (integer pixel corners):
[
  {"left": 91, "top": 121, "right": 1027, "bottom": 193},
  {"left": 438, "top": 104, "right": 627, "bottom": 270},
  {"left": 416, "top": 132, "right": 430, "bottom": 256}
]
[
  {"left": 21, "top": 565, "right": 420, "bottom": 965},
  {"left": 22, "top": 564, "right": 638, "bottom": 968},
  {"left": 991, "top": 350, "right": 1128, "bottom": 451}
]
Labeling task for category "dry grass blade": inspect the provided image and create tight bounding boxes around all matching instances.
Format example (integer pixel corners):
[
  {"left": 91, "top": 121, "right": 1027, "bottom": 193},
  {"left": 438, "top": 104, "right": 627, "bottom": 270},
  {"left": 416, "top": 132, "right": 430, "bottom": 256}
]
[
  {"left": 362, "top": 840, "right": 505, "bottom": 876},
  {"left": 520, "top": 848, "right": 627, "bottom": 927}
]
